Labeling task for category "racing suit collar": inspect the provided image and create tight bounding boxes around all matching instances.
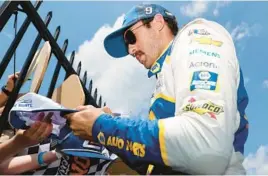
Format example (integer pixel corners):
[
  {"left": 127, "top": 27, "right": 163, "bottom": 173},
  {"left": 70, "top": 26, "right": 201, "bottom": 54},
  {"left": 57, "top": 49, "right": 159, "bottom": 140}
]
[{"left": 148, "top": 41, "right": 173, "bottom": 78}]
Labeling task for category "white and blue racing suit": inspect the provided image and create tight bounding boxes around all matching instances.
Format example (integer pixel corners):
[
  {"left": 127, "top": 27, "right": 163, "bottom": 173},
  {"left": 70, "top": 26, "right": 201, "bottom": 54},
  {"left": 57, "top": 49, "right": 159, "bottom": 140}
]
[{"left": 92, "top": 18, "right": 249, "bottom": 174}]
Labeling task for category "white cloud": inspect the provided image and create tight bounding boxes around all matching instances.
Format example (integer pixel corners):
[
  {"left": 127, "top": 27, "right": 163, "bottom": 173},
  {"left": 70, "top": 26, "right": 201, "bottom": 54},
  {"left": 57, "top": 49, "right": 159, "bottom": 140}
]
[
  {"left": 231, "top": 22, "right": 262, "bottom": 41},
  {"left": 180, "top": 0, "right": 209, "bottom": 18},
  {"left": 213, "top": 9, "right": 219, "bottom": 16},
  {"left": 180, "top": 1, "right": 231, "bottom": 18},
  {"left": 263, "top": 80, "right": 268, "bottom": 89},
  {"left": 213, "top": 1, "right": 231, "bottom": 17},
  {"left": 243, "top": 145, "right": 268, "bottom": 174},
  {"left": 72, "top": 15, "right": 155, "bottom": 117}
]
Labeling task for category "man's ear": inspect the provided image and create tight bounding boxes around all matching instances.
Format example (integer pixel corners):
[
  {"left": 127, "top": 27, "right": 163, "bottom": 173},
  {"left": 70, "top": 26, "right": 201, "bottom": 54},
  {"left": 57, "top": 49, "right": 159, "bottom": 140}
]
[{"left": 153, "top": 14, "right": 165, "bottom": 31}]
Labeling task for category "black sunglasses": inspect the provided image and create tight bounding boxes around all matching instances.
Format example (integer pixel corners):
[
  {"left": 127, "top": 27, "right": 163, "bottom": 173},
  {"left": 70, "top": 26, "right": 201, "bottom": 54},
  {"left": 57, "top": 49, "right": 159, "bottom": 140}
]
[
  {"left": 124, "top": 30, "right": 136, "bottom": 45},
  {"left": 124, "top": 18, "right": 154, "bottom": 46},
  {"left": 124, "top": 24, "right": 144, "bottom": 45}
]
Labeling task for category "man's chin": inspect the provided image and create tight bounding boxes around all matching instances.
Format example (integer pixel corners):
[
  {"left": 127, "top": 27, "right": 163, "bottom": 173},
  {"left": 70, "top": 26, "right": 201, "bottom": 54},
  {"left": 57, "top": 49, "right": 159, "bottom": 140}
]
[
  {"left": 140, "top": 61, "right": 151, "bottom": 69},
  {"left": 144, "top": 64, "right": 150, "bottom": 69}
]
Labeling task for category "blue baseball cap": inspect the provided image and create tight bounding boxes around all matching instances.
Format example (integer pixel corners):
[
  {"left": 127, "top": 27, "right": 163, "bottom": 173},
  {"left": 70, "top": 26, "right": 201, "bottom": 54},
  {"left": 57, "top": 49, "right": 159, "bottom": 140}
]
[{"left": 104, "top": 4, "right": 176, "bottom": 58}]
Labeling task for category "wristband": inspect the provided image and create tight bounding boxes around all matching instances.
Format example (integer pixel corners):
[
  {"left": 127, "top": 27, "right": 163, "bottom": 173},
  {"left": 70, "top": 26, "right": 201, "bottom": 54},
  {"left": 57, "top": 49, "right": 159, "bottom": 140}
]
[
  {"left": 1, "top": 86, "right": 11, "bottom": 96},
  {"left": 37, "top": 151, "right": 47, "bottom": 167}
]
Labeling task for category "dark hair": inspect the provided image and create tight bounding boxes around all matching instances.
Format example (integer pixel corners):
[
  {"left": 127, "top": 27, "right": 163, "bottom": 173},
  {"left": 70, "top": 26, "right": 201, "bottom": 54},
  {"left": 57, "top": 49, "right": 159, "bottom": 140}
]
[{"left": 141, "top": 16, "right": 179, "bottom": 36}]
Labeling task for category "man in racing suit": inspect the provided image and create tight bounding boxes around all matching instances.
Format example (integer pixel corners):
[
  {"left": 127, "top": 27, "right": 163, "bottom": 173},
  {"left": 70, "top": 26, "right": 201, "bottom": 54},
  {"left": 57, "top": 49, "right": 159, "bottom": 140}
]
[{"left": 65, "top": 4, "right": 249, "bottom": 175}]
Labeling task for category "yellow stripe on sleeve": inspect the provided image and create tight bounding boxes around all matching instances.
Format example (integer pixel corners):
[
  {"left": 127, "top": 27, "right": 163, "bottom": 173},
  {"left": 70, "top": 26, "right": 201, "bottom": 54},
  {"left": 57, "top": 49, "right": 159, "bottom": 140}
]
[{"left": 158, "top": 120, "right": 169, "bottom": 166}]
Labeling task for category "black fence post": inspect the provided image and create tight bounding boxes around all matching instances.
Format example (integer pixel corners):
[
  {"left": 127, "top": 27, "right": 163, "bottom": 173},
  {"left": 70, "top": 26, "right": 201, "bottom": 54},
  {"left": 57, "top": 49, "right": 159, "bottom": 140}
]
[
  {"left": 0, "top": 1, "right": 42, "bottom": 79},
  {"left": 98, "top": 96, "right": 102, "bottom": 107},
  {"left": 94, "top": 88, "right": 98, "bottom": 101},
  {"left": 0, "top": 1, "right": 20, "bottom": 31},
  {"left": 88, "top": 80, "right": 93, "bottom": 95},
  {"left": 82, "top": 71, "right": 87, "bottom": 85},
  {"left": 76, "top": 61, "right": 81, "bottom": 76},
  {"left": 0, "top": 11, "right": 53, "bottom": 135},
  {"left": 47, "top": 39, "right": 69, "bottom": 98}
]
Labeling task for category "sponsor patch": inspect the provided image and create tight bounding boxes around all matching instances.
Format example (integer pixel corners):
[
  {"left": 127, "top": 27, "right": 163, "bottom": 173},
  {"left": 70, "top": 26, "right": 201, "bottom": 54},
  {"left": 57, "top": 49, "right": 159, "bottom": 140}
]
[
  {"left": 150, "top": 63, "right": 161, "bottom": 74},
  {"left": 104, "top": 135, "right": 146, "bottom": 158},
  {"left": 164, "top": 10, "right": 174, "bottom": 17},
  {"left": 57, "top": 155, "right": 70, "bottom": 175},
  {"left": 192, "top": 37, "right": 223, "bottom": 47},
  {"left": 189, "top": 49, "right": 221, "bottom": 58},
  {"left": 189, "top": 61, "right": 218, "bottom": 69},
  {"left": 182, "top": 99, "right": 223, "bottom": 119},
  {"left": 15, "top": 99, "right": 33, "bottom": 108},
  {"left": 188, "top": 29, "right": 211, "bottom": 36},
  {"left": 97, "top": 132, "right": 105, "bottom": 145},
  {"left": 190, "top": 71, "right": 218, "bottom": 91}
]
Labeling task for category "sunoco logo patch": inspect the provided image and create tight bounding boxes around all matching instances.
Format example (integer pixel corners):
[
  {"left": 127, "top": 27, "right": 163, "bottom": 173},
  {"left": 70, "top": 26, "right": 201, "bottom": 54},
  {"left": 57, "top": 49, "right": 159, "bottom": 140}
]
[{"left": 182, "top": 101, "right": 223, "bottom": 119}]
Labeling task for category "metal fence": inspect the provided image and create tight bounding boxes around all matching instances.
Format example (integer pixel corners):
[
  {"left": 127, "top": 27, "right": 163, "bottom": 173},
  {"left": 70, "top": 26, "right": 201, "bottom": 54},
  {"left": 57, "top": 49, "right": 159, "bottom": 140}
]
[{"left": 0, "top": 1, "right": 105, "bottom": 135}]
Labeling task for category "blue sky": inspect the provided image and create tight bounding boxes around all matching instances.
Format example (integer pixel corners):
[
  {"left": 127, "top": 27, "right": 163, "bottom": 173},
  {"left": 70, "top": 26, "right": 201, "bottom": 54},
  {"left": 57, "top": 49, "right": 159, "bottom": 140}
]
[{"left": 0, "top": 1, "right": 268, "bottom": 174}]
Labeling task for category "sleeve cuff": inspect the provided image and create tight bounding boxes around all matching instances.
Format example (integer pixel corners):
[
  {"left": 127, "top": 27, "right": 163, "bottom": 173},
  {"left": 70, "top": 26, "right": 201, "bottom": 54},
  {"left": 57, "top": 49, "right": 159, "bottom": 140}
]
[{"left": 92, "top": 113, "right": 113, "bottom": 143}]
